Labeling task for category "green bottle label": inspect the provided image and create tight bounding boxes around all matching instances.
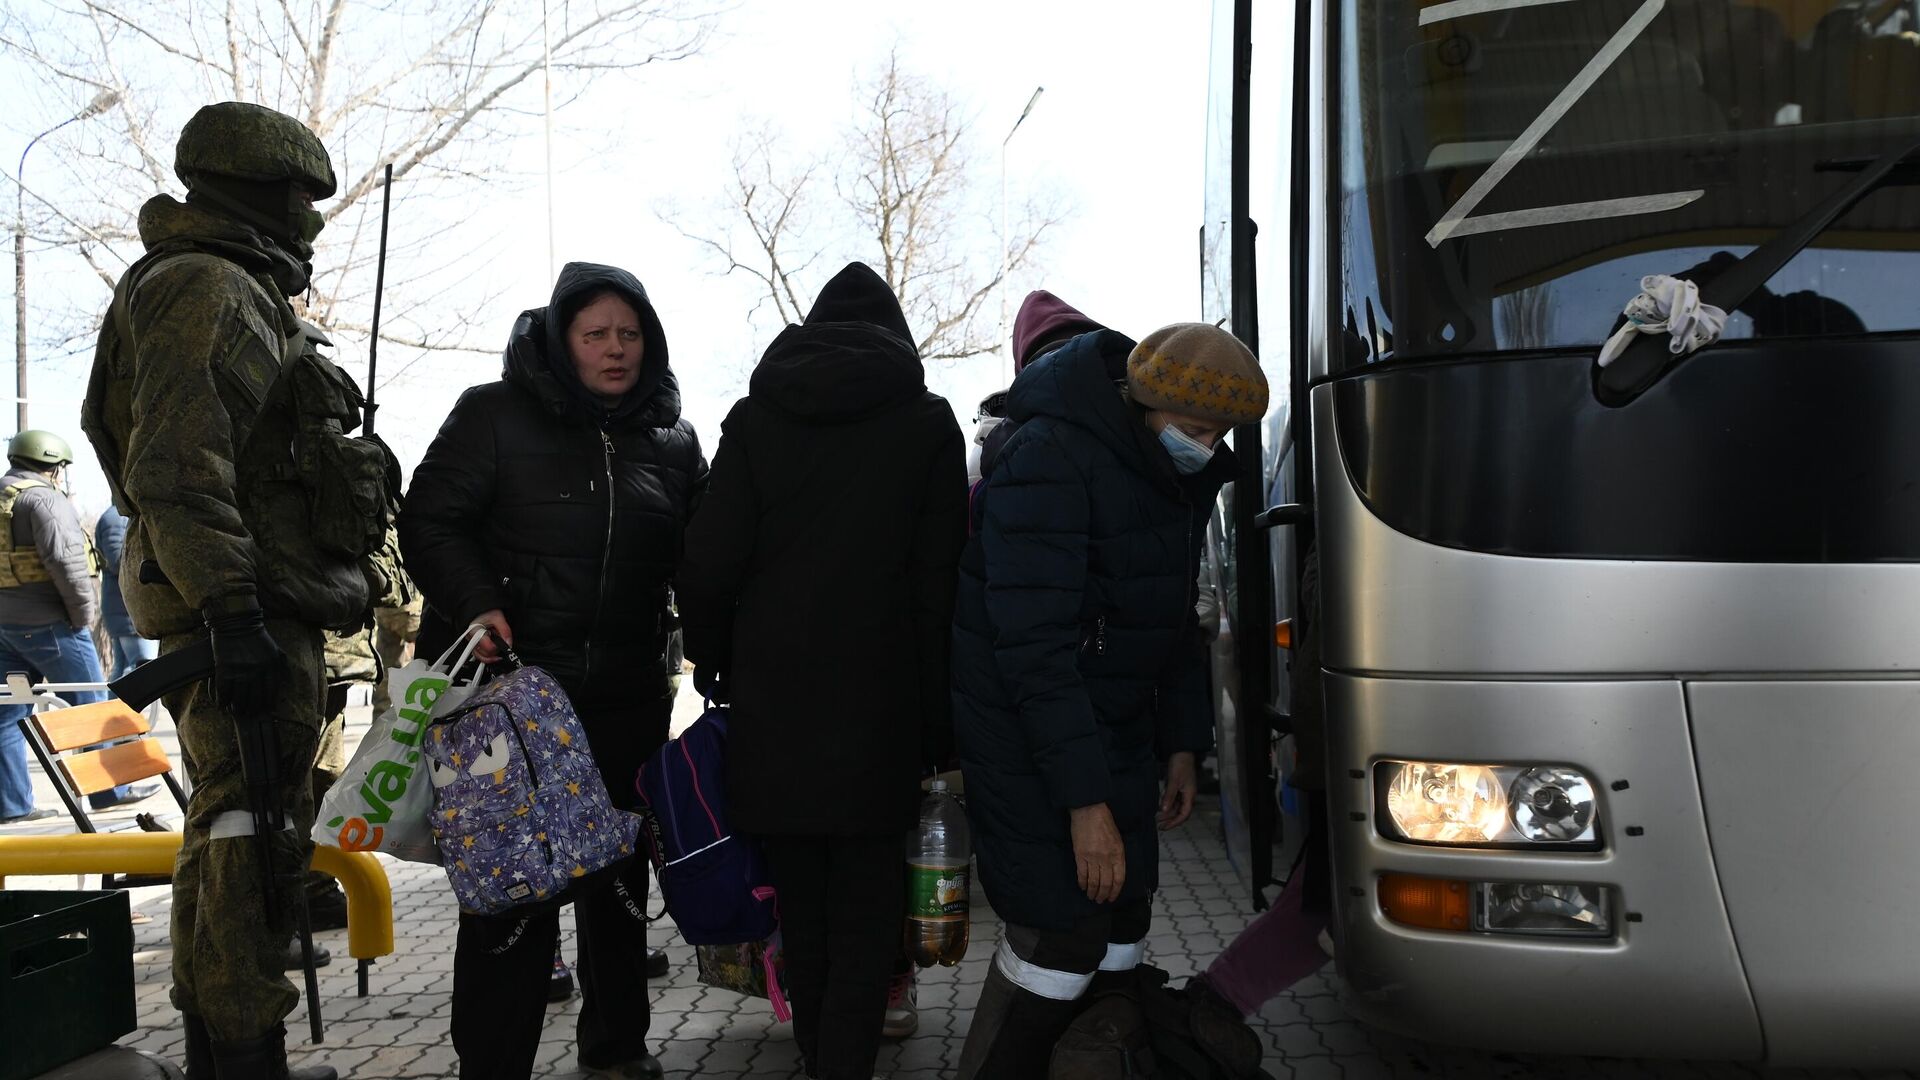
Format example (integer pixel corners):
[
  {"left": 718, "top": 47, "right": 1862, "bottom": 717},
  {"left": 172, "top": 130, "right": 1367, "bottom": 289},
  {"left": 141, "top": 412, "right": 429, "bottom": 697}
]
[{"left": 907, "top": 862, "right": 969, "bottom": 920}]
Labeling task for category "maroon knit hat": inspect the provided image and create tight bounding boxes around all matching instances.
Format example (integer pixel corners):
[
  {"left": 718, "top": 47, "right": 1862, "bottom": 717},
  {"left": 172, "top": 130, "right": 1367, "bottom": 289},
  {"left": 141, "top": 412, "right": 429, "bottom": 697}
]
[{"left": 1012, "top": 290, "right": 1104, "bottom": 372}]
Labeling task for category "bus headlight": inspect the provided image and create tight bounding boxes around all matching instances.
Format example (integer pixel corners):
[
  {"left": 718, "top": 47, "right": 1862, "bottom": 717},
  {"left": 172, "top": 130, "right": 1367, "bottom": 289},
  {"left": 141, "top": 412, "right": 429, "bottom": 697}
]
[
  {"left": 1383, "top": 763, "right": 1508, "bottom": 843},
  {"left": 1378, "top": 762, "right": 1601, "bottom": 847},
  {"left": 1508, "top": 767, "right": 1597, "bottom": 843}
]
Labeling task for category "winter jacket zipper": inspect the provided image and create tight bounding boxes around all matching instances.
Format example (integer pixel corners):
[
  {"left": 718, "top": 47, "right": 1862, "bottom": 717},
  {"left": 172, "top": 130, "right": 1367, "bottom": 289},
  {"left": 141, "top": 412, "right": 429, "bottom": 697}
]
[
  {"left": 1081, "top": 615, "right": 1107, "bottom": 658},
  {"left": 586, "top": 427, "right": 617, "bottom": 686}
]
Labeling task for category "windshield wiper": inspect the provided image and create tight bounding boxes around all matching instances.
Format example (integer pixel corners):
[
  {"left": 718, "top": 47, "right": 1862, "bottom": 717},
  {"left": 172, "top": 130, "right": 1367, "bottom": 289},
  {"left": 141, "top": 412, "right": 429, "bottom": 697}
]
[{"left": 1595, "top": 134, "right": 1920, "bottom": 407}]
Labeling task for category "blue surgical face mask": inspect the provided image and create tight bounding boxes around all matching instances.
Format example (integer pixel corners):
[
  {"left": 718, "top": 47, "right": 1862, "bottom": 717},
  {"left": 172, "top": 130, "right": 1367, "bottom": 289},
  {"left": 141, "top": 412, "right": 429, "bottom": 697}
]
[{"left": 1158, "top": 423, "right": 1216, "bottom": 475}]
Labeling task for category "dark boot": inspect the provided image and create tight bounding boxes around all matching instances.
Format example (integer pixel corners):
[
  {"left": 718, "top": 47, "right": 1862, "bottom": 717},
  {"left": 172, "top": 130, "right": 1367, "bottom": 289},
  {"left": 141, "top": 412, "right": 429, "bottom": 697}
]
[
  {"left": 279, "top": 937, "right": 331, "bottom": 972},
  {"left": 645, "top": 945, "right": 668, "bottom": 980},
  {"left": 956, "top": 965, "right": 1084, "bottom": 1080},
  {"left": 209, "top": 1023, "right": 337, "bottom": 1080},
  {"left": 305, "top": 884, "right": 349, "bottom": 933},
  {"left": 181, "top": 1014, "right": 214, "bottom": 1080}
]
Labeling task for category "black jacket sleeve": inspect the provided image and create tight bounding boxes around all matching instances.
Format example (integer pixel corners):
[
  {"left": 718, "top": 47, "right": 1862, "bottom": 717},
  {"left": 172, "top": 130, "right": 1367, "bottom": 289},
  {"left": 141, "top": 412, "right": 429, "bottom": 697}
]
[
  {"left": 910, "top": 408, "right": 968, "bottom": 766},
  {"left": 675, "top": 399, "right": 754, "bottom": 676},
  {"left": 398, "top": 387, "right": 505, "bottom": 628},
  {"left": 980, "top": 429, "right": 1111, "bottom": 811}
]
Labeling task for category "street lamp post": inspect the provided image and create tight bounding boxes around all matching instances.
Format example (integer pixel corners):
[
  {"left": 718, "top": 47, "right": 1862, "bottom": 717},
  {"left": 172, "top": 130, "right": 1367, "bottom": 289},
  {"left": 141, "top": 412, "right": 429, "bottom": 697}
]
[
  {"left": 999, "top": 86, "right": 1044, "bottom": 384},
  {"left": 15, "top": 90, "right": 120, "bottom": 433}
]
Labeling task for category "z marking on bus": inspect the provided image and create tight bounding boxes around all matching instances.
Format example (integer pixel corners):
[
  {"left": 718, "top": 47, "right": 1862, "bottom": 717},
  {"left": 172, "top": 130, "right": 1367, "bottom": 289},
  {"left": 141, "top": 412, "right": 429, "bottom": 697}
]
[
  {"left": 1424, "top": 0, "right": 1704, "bottom": 246},
  {"left": 1418, "top": 0, "right": 1576, "bottom": 25}
]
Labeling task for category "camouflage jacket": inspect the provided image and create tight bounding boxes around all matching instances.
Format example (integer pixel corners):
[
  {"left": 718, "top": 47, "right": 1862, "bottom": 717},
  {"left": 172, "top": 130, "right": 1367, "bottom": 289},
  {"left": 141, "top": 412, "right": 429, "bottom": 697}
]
[
  {"left": 83, "top": 196, "right": 378, "bottom": 637},
  {"left": 324, "top": 624, "right": 380, "bottom": 686}
]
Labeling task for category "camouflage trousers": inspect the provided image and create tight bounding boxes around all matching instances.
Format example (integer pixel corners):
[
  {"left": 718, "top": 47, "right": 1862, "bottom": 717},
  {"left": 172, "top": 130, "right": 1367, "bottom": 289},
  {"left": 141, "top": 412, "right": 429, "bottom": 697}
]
[
  {"left": 162, "top": 618, "right": 325, "bottom": 1043},
  {"left": 370, "top": 602, "right": 421, "bottom": 717}
]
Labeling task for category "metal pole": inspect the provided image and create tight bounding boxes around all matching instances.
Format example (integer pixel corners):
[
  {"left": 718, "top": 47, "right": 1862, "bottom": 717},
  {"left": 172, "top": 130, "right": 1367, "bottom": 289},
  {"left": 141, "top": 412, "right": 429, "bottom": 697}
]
[
  {"left": 14, "top": 185, "right": 25, "bottom": 434},
  {"left": 16, "top": 129, "right": 54, "bottom": 435},
  {"left": 998, "top": 87, "right": 1044, "bottom": 385},
  {"left": 14, "top": 92, "right": 120, "bottom": 433},
  {"left": 541, "top": 0, "right": 556, "bottom": 282}
]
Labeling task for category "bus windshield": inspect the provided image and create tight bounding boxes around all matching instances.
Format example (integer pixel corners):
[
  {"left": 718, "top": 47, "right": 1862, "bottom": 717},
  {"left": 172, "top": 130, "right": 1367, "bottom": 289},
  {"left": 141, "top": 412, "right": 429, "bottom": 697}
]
[{"left": 1338, "top": 0, "right": 1920, "bottom": 368}]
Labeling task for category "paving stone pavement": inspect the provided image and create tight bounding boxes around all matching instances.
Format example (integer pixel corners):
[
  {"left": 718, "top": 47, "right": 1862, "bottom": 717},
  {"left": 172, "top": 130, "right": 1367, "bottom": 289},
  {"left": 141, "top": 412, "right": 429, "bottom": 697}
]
[{"left": 6, "top": 693, "right": 1916, "bottom": 1078}]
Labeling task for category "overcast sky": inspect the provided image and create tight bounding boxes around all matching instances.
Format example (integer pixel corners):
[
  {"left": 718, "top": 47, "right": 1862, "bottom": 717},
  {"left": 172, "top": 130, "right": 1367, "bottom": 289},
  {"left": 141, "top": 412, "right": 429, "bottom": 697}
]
[{"left": 3, "top": 0, "right": 1292, "bottom": 512}]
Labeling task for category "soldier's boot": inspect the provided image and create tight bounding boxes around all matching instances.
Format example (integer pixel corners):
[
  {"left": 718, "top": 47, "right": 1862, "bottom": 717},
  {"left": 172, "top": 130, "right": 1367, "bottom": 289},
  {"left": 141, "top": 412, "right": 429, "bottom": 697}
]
[
  {"left": 278, "top": 936, "right": 332, "bottom": 972},
  {"left": 209, "top": 1023, "right": 337, "bottom": 1080},
  {"left": 181, "top": 1014, "right": 214, "bottom": 1079}
]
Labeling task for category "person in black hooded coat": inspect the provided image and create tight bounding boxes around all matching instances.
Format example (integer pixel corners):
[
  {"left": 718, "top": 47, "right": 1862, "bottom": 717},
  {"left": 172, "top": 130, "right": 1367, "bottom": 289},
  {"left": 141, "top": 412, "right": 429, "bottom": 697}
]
[
  {"left": 399, "top": 261, "right": 706, "bottom": 1080},
  {"left": 676, "top": 262, "right": 966, "bottom": 1080},
  {"left": 951, "top": 323, "right": 1269, "bottom": 1079}
]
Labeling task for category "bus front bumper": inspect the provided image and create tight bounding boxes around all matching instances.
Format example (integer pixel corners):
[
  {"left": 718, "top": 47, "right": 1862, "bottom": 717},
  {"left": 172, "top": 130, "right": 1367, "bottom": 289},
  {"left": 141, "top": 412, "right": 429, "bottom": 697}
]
[
  {"left": 1322, "top": 675, "right": 1761, "bottom": 1061},
  {"left": 1326, "top": 673, "right": 1920, "bottom": 1067}
]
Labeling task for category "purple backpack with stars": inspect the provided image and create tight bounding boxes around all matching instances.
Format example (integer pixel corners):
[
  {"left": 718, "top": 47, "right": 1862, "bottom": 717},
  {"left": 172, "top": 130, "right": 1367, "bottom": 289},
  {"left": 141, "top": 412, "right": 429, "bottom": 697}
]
[{"left": 425, "top": 663, "right": 641, "bottom": 916}]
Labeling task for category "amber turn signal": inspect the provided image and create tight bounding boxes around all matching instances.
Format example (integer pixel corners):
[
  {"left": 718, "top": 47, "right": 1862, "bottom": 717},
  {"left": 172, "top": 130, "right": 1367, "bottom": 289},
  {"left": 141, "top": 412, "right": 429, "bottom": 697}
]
[
  {"left": 1379, "top": 873, "right": 1471, "bottom": 932},
  {"left": 1274, "top": 619, "right": 1294, "bottom": 649}
]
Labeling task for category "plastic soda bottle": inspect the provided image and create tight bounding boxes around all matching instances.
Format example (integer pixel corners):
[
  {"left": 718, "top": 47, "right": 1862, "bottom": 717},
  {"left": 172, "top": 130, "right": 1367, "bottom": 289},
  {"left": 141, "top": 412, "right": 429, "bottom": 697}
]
[{"left": 906, "top": 779, "right": 971, "bottom": 967}]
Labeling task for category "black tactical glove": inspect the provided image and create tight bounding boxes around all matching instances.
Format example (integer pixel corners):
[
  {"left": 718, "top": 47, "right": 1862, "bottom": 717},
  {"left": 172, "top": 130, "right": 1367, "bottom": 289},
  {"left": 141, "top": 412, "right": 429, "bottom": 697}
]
[{"left": 204, "top": 607, "right": 288, "bottom": 715}]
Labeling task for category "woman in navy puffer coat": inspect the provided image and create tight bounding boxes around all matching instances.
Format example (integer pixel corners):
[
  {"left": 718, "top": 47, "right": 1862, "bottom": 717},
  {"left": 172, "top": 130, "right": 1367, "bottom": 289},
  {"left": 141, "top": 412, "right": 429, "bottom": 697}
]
[{"left": 952, "top": 322, "right": 1268, "bottom": 1078}]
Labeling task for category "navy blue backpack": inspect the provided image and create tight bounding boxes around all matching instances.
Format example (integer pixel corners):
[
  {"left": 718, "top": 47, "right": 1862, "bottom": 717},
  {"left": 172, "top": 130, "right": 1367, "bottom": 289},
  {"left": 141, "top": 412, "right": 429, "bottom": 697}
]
[{"left": 634, "top": 705, "right": 778, "bottom": 946}]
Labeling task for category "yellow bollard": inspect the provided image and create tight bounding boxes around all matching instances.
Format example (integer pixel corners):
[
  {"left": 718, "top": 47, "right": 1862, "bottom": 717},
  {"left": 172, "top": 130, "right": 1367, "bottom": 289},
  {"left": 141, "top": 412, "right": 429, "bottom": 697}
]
[{"left": 0, "top": 831, "right": 394, "bottom": 995}]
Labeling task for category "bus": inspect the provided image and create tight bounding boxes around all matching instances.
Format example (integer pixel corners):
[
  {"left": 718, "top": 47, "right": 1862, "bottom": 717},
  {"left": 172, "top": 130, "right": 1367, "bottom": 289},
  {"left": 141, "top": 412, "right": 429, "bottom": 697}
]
[{"left": 1203, "top": 0, "right": 1920, "bottom": 1066}]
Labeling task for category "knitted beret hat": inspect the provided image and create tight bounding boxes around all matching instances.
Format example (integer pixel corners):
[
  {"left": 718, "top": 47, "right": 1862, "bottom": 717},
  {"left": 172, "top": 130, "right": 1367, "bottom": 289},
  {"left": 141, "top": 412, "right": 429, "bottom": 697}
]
[{"left": 1125, "top": 322, "right": 1268, "bottom": 427}]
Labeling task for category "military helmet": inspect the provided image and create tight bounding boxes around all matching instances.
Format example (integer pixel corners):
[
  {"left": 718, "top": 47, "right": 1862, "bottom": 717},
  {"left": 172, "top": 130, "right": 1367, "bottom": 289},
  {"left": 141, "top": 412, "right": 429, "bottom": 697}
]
[
  {"left": 175, "top": 102, "right": 337, "bottom": 199},
  {"left": 8, "top": 430, "right": 74, "bottom": 467}
]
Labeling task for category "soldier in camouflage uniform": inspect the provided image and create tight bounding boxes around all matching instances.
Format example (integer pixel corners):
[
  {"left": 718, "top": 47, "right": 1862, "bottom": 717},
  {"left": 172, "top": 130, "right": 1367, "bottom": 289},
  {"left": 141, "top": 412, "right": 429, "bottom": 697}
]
[
  {"left": 82, "top": 102, "right": 391, "bottom": 1080},
  {"left": 368, "top": 527, "right": 420, "bottom": 718}
]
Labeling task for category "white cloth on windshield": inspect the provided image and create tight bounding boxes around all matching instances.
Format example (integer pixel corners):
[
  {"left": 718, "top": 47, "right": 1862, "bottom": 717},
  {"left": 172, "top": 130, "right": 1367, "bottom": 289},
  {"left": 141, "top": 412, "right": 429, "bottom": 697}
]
[{"left": 1596, "top": 274, "right": 1727, "bottom": 369}]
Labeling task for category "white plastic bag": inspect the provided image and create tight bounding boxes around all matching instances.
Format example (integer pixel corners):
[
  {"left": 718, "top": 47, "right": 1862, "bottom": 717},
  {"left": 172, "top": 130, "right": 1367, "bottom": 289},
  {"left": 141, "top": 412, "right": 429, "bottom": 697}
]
[{"left": 313, "top": 624, "right": 490, "bottom": 863}]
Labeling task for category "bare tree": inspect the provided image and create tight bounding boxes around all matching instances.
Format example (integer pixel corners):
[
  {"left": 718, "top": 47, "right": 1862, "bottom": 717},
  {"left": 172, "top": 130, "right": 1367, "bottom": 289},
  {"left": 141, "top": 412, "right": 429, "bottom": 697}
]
[
  {"left": 672, "top": 49, "right": 1063, "bottom": 365},
  {"left": 2, "top": 0, "right": 720, "bottom": 384}
]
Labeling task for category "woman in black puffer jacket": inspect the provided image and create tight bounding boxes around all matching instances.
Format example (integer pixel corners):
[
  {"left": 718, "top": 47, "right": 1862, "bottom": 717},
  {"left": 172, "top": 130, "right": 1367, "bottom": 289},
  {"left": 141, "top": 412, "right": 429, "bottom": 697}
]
[
  {"left": 399, "top": 261, "right": 706, "bottom": 1080},
  {"left": 952, "top": 323, "right": 1268, "bottom": 1080}
]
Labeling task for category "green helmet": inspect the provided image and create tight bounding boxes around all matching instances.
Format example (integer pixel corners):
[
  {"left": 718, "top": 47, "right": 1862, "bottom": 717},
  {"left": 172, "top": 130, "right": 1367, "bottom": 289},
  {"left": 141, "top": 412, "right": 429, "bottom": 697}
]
[
  {"left": 175, "top": 102, "right": 337, "bottom": 199},
  {"left": 8, "top": 430, "right": 73, "bottom": 467}
]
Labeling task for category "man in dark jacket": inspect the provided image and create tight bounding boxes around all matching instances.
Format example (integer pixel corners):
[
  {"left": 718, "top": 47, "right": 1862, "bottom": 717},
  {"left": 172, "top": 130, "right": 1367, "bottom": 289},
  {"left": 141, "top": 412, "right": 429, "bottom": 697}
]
[
  {"left": 677, "top": 262, "right": 966, "bottom": 1080},
  {"left": 400, "top": 261, "right": 705, "bottom": 1080},
  {"left": 952, "top": 323, "right": 1269, "bottom": 1078}
]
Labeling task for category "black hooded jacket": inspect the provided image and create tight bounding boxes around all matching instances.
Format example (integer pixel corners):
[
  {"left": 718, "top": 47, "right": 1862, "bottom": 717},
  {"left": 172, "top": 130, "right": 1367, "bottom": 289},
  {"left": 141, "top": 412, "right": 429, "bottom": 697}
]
[
  {"left": 400, "top": 262, "right": 708, "bottom": 731},
  {"left": 951, "top": 329, "right": 1228, "bottom": 931},
  {"left": 677, "top": 263, "right": 966, "bottom": 836}
]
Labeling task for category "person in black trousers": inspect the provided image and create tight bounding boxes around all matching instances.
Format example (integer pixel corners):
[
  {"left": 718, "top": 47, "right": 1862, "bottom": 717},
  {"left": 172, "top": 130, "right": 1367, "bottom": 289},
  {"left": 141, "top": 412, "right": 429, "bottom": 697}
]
[
  {"left": 677, "top": 262, "right": 967, "bottom": 1080},
  {"left": 399, "top": 261, "right": 708, "bottom": 1080}
]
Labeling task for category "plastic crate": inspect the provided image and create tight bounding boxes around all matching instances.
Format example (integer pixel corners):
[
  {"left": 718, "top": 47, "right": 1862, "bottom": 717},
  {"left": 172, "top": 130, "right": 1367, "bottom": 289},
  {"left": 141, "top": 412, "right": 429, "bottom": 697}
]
[{"left": 0, "top": 891, "right": 136, "bottom": 1080}]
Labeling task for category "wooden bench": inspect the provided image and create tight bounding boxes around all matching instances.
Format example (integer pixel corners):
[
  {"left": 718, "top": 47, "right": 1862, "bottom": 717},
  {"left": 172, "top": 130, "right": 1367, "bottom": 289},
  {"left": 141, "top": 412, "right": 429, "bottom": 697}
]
[
  {"left": 18, "top": 699, "right": 188, "bottom": 890},
  {"left": 20, "top": 699, "right": 187, "bottom": 835}
]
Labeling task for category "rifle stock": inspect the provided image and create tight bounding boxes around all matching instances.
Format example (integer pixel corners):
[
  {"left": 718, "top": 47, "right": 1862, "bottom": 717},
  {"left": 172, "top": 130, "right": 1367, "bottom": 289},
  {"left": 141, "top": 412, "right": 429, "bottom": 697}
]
[{"left": 108, "top": 638, "right": 214, "bottom": 711}]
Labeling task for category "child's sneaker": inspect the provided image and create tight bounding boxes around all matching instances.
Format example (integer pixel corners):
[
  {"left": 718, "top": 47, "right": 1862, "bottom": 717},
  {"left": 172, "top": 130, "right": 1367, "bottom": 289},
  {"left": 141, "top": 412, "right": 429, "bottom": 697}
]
[
  {"left": 881, "top": 967, "right": 917, "bottom": 1038},
  {"left": 549, "top": 945, "right": 575, "bottom": 1003}
]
